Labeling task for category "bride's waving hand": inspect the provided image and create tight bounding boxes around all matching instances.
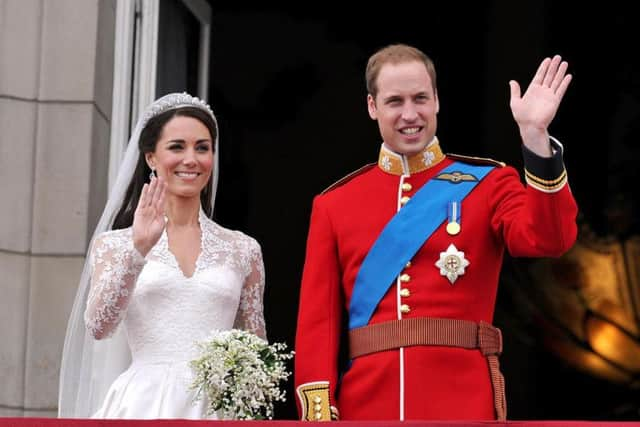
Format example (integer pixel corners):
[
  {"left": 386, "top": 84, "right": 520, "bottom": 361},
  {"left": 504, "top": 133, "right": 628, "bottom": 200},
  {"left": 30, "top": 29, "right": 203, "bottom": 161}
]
[{"left": 133, "top": 176, "right": 166, "bottom": 257}]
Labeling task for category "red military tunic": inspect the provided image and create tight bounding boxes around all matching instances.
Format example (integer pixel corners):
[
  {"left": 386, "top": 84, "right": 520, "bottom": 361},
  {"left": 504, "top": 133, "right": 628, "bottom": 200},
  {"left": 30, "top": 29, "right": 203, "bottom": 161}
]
[{"left": 294, "top": 137, "right": 578, "bottom": 421}]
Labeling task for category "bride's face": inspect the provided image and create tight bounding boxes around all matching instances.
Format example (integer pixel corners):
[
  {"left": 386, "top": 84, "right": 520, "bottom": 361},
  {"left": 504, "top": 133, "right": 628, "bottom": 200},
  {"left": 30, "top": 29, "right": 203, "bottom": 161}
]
[{"left": 146, "top": 115, "right": 214, "bottom": 199}]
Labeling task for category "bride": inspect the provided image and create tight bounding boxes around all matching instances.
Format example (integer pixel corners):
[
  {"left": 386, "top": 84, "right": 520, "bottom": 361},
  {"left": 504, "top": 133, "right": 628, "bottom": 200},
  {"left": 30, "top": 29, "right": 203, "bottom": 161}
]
[{"left": 58, "top": 93, "right": 266, "bottom": 419}]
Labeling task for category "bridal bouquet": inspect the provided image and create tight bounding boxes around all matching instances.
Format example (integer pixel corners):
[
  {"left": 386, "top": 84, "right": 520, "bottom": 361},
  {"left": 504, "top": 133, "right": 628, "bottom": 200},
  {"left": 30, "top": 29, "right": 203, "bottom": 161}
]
[{"left": 189, "top": 329, "right": 294, "bottom": 420}]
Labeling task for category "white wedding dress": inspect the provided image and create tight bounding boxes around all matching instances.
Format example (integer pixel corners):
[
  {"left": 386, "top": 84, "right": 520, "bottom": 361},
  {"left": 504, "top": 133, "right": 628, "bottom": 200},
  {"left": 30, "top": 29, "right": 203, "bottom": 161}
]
[{"left": 83, "top": 210, "right": 266, "bottom": 419}]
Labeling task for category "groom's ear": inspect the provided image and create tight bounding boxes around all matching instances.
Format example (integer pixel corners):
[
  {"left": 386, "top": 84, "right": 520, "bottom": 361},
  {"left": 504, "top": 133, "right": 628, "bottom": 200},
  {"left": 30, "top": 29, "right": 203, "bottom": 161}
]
[{"left": 367, "top": 94, "right": 377, "bottom": 120}]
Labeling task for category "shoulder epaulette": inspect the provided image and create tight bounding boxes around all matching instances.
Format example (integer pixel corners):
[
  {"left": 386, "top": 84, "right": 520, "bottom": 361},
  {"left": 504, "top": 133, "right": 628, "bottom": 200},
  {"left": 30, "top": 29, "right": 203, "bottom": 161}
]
[
  {"left": 321, "top": 163, "right": 376, "bottom": 194},
  {"left": 446, "top": 153, "right": 506, "bottom": 167}
]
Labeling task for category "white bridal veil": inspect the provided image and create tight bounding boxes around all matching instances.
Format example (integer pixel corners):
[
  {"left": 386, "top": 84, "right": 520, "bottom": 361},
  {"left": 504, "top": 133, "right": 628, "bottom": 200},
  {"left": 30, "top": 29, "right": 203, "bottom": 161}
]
[{"left": 58, "top": 93, "right": 220, "bottom": 417}]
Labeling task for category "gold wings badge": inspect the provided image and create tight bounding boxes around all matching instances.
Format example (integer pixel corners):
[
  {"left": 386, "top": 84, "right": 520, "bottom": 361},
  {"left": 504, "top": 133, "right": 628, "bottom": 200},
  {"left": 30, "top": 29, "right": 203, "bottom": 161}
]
[{"left": 434, "top": 171, "right": 478, "bottom": 184}]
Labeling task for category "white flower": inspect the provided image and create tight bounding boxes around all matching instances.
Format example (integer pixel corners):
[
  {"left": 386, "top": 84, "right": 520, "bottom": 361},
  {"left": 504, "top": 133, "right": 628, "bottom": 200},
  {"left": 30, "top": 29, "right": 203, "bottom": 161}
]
[{"left": 189, "top": 329, "right": 294, "bottom": 420}]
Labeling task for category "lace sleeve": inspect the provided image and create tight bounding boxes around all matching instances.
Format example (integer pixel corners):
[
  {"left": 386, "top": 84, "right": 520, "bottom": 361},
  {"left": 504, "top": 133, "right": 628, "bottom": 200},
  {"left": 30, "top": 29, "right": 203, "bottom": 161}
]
[
  {"left": 233, "top": 238, "right": 267, "bottom": 340},
  {"left": 84, "top": 230, "right": 146, "bottom": 340}
]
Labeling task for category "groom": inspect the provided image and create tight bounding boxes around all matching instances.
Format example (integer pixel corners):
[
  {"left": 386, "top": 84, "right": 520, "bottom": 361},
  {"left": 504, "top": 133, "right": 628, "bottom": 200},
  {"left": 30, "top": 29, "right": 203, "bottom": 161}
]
[{"left": 294, "top": 43, "right": 577, "bottom": 421}]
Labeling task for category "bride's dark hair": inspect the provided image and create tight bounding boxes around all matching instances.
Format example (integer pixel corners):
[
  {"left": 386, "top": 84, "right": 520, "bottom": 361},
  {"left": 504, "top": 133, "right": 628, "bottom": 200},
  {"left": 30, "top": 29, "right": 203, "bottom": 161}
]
[{"left": 112, "top": 107, "right": 218, "bottom": 230}]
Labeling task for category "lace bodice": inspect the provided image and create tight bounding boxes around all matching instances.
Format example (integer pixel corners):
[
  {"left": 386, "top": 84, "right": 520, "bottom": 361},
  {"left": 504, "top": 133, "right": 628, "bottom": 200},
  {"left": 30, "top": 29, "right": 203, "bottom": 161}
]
[{"left": 84, "top": 211, "right": 266, "bottom": 363}]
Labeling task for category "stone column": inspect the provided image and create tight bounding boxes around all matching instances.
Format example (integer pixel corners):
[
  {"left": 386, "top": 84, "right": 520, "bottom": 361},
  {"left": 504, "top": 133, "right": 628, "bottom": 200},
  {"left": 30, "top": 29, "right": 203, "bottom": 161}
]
[{"left": 0, "top": 0, "right": 116, "bottom": 417}]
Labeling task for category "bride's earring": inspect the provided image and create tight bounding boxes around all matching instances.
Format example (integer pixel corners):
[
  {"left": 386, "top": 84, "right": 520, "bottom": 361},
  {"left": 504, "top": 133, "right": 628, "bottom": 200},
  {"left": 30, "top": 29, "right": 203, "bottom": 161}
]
[{"left": 149, "top": 168, "right": 156, "bottom": 181}]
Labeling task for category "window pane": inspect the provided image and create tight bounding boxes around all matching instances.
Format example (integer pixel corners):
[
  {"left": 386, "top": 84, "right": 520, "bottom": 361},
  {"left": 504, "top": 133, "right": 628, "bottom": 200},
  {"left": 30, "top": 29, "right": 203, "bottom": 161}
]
[{"left": 156, "top": 0, "right": 200, "bottom": 96}]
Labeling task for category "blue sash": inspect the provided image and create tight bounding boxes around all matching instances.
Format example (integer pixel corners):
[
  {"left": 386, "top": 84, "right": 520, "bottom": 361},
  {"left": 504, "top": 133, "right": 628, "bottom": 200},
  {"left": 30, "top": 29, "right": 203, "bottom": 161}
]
[{"left": 348, "top": 162, "right": 493, "bottom": 330}]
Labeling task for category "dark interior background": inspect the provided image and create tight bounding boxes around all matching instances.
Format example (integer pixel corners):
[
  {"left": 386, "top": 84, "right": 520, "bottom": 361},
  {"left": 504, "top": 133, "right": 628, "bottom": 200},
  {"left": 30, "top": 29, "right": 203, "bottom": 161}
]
[{"left": 204, "top": 3, "right": 640, "bottom": 421}]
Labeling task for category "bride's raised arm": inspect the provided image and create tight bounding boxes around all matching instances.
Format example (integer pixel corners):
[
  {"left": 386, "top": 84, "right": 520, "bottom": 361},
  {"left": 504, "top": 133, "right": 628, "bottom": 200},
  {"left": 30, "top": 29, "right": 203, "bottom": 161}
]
[{"left": 84, "top": 230, "right": 146, "bottom": 339}]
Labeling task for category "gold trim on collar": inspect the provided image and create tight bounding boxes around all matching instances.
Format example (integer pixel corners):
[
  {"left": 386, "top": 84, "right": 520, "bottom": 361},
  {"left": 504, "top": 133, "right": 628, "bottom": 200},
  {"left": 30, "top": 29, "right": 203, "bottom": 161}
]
[{"left": 378, "top": 138, "right": 445, "bottom": 176}]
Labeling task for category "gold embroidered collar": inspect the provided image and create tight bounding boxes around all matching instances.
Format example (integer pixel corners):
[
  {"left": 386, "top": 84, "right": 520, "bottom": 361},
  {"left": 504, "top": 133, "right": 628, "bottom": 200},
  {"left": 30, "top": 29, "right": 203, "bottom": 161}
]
[{"left": 377, "top": 137, "right": 445, "bottom": 176}]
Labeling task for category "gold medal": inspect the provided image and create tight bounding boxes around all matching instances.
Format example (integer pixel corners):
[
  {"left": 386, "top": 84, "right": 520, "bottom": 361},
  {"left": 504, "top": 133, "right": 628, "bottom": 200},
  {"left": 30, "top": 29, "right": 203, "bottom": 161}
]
[
  {"left": 446, "top": 201, "right": 461, "bottom": 235},
  {"left": 446, "top": 221, "right": 460, "bottom": 235}
]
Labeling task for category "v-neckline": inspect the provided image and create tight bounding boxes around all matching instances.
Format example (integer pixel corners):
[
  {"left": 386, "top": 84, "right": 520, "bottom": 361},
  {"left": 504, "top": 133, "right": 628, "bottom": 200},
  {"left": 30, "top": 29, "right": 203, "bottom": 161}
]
[{"left": 164, "top": 220, "right": 203, "bottom": 280}]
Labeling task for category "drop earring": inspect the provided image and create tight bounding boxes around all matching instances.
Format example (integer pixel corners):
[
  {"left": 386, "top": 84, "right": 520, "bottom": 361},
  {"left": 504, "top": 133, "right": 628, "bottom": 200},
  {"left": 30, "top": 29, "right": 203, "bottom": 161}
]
[{"left": 149, "top": 168, "right": 156, "bottom": 181}]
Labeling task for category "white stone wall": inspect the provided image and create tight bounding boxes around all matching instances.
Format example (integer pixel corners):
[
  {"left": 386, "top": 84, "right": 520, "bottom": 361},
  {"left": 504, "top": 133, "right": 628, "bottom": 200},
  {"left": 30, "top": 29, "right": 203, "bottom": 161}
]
[{"left": 0, "top": 0, "right": 116, "bottom": 417}]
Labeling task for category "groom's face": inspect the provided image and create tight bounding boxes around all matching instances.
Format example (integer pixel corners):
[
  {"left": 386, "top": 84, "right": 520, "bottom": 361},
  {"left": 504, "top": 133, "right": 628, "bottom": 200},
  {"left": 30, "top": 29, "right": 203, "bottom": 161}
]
[{"left": 367, "top": 61, "right": 439, "bottom": 156}]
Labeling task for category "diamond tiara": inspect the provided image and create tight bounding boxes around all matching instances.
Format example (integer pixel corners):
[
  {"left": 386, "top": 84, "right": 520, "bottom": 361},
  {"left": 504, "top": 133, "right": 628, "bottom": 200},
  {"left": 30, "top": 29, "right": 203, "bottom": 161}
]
[{"left": 140, "top": 92, "right": 215, "bottom": 127}]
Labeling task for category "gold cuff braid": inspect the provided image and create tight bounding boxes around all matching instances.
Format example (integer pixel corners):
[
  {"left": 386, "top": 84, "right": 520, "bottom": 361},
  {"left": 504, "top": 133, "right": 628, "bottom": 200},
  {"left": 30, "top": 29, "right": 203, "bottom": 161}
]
[{"left": 297, "top": 382, "right": 333, "bottom": 421}]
